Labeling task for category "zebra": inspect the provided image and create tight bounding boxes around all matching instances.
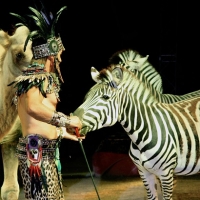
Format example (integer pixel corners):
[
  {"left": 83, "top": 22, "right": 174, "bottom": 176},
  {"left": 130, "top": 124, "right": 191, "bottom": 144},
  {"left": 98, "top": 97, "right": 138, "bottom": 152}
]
[
  {"left": 109, "top": 48, "right": 163, "bottom": 93},
  {"left": 73, "top": 66, "right": 200, "bottom": 200},
  {"left": 108, "top": 49, "right": 200, "bottom": 103}
]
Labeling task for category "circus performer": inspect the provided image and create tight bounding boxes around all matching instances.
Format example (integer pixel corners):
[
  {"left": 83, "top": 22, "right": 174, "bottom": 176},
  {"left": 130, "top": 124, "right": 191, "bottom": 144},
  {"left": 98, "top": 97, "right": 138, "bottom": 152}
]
[{"left": 8, "top": 3, "right": 83, "bottom": 200}]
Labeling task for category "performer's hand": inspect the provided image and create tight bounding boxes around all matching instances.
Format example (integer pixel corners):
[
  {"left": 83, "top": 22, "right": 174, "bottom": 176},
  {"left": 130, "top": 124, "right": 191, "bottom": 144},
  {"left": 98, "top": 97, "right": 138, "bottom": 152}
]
[
  {"left": 68, "top": 116, "right": 82, "bottom": 129},
  {"left": 62, "top": 127, "right": 85, "bottom": 141}
]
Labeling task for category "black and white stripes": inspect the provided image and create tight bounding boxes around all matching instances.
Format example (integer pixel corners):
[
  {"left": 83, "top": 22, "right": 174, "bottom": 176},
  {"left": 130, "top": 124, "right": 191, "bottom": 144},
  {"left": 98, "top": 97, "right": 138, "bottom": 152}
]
[
  {"left": 109, "top": 49, "right": 200, "bottom": 103},
  {"left": 74, "top": 66, "right": 200, "bottom": 200}
]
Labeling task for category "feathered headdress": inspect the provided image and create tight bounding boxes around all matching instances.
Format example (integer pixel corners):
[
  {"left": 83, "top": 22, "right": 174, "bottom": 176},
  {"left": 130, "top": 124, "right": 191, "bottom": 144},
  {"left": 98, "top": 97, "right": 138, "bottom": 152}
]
[
  {"left": 10, "top": 1, "right": 66, "bottom": 82},
  {"left": 10, "top": 3, "right": 66, "bottom": 59}
]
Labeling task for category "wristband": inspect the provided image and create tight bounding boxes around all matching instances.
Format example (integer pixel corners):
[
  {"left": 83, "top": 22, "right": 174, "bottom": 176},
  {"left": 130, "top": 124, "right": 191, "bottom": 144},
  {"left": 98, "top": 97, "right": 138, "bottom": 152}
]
[{"left": 48, "top": 111, "right": 71, "bottom": 127}]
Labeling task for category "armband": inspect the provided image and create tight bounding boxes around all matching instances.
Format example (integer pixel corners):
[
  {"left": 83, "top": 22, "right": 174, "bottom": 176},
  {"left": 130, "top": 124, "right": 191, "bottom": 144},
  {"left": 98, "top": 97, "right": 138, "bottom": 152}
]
[{"left": 48, "top": 111, "right": 71, "bottom": 127}]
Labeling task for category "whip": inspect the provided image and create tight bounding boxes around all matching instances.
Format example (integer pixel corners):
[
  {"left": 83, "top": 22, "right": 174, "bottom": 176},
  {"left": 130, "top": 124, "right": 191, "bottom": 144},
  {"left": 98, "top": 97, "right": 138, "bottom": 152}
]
[{"left": 75, "top": 128, "right": 101, "bottom": 200}]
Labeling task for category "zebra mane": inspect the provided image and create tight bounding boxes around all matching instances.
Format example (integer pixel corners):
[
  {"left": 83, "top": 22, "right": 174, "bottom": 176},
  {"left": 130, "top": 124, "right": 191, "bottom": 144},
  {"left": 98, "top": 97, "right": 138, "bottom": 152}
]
[
  {"left": 98, "top": 68, "right": 108, "bottom": 78},
  {"left": 95, "top": 67, "right": 120, "bottom": 88},
  {"left": 96, "top": 66, "right": 160, "bottom": 104},
  {"left": 109, "top": 49, "right": 163, "bottom": 93},
  {"left": 107, "top": 63, "right": 161, "bottom": 97}
]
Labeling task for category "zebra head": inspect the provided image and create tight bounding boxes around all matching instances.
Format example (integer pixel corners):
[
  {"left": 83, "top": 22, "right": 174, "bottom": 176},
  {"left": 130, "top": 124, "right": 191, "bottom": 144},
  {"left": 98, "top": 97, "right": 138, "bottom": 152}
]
[
  {"left": 73, "top": 66, "right": 124, "bottom": 135},
  {"left": 109, "top": 49, "right": 163, "bottom": 93},
  {"left": 109, "top": 49, "right": 149, "bottom": 71}
]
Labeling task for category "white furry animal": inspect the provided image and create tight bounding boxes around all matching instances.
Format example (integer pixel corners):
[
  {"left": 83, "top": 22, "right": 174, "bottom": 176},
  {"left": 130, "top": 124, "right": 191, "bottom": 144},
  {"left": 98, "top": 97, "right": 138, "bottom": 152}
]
[{"left": 0, "top": 26, "right": 32, "bottom": 200}]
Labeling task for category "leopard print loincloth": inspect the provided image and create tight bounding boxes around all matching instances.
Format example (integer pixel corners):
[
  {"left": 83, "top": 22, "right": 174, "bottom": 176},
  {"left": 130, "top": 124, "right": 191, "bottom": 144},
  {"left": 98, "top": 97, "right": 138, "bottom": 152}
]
[
  {"left": 19, "top": 159, "right": 64, "bottom": 200},
  {"left": 17, "top": 135, "right": 65, "bottom": 200}
]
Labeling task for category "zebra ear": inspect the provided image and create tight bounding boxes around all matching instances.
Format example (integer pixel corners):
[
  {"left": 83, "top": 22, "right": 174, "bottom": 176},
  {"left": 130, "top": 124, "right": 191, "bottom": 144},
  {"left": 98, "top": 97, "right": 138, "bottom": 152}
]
[
  {"left": 111, "top": 67, "right": 123, "bottom": 85},
  {"left": 91, "top": 66, "right": 101, "bottom": 83},
  {"left": 132, "top": 55, "right": 149, "bottom": 71}
]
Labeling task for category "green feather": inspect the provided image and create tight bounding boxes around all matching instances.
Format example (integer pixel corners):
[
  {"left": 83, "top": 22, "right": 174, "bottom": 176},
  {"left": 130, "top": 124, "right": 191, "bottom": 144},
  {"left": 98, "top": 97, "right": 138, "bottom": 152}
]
[
  {"left": 51, "top": 6, "right": 67, "bottom": 36},
  {"left": 24, "top": 30, "right": 40, "bottom": 51},
  {"left": 9, "top": 12, "right": 27, "bottom": 24},
  {"left": 7, "top": 81, "right": 16, "bottom": 86},
  {"left": 15, "top": 23, "right": 26, "bottom": 27},
  {"left": 40, "top": 81, "right": 46, "bottom": 97},
  {"left": 27, "top": 15, "right": 47, "bottom": 38},
  {"left": 28, "top": 7, "right": 49, "bottom": 31}
]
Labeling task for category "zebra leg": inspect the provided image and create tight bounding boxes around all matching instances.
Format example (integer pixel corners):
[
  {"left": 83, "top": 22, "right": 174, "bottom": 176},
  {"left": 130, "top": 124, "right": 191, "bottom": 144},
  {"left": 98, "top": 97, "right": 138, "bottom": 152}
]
[
  {"left": 159, "top": 170, "right": 174, "bottom": 200},
  {"left": 1, "top": 142, "right": 19, "bottom": 200},
  {"left": 138, "top": 169, "right": 159, "bottom": 200}
]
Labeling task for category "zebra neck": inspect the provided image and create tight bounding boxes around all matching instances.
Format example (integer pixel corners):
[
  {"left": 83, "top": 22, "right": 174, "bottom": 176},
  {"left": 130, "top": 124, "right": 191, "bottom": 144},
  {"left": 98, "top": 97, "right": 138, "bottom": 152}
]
[{"left": 118, "top": 95, "right": 143, "bottom": 133}]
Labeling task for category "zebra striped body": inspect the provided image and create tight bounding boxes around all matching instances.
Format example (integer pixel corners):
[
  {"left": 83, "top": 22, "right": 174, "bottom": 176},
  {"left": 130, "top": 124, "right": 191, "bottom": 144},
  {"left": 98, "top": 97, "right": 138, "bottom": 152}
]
[
  {"left": 73, "top": 66, "right": 200, "bottom": 200},
  {"left": 109, "top": 49, "right": 200, "bottom": 103}
]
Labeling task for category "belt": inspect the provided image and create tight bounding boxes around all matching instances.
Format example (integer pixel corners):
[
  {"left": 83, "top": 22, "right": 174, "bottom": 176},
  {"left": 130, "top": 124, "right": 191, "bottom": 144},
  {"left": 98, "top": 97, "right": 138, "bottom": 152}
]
[{"left": 16, "top": 134, "right": 59, "bottom": 160}]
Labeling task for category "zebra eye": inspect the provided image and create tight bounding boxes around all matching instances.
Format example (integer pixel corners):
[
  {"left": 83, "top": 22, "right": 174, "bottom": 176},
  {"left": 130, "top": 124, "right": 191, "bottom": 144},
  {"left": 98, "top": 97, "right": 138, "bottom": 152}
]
[{"left": 102, "top": 95, "right": 110, "bottom": 100}]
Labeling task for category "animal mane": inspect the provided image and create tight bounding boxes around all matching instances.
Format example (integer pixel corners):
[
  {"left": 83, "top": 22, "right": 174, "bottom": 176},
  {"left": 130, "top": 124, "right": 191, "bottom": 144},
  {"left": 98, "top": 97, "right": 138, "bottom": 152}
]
[
  {"left": 96, "top": 66, "right": 116, "bottom": 82},
  {"left": 108, "top": 50, "right": 200, "bottom": 102},
  {"left": 118, "top": 67, "right": 148, "bottom": 88},
  {"left": 109, "top": 49, "right": 163, "bottom": 93},
  {"left": 99, "top": 68, "right": 108, "bottom": 78},
  {"left": 106, "top": 66, "right": 200, "bottom": 105},
  {"left": 109, "top": 48, "right": 140, "bottom": 64},
  {"left": 96, "top": 66, "right": 160, "bottom": 105},
  {"left": 104, "top": 65, "right": 157, "bottom": 95}
]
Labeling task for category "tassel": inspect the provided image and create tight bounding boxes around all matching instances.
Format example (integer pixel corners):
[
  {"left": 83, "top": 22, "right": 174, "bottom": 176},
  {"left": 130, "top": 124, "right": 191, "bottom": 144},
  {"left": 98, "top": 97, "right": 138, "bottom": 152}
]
[
  {"left": 41, "top": 162, "right": 48, "bottom": 192},
  {"left": 26, "top": 136, "right": 43, "bottom": 198},
  {"left": 29, "top": 165, "right": 43, "bottom": 198},
  {"left": 55, "top": 147, "right": 62, "bottom": 172}
]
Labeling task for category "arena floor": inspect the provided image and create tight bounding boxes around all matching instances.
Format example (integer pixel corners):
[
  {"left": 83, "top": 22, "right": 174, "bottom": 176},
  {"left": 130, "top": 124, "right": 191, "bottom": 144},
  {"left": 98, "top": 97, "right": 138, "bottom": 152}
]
[
  {"left": 18, "top": 174, "right": 200, "bottom": 200},
  {"left": 1, "top": 152, "right": 200, "bottom": 200}
]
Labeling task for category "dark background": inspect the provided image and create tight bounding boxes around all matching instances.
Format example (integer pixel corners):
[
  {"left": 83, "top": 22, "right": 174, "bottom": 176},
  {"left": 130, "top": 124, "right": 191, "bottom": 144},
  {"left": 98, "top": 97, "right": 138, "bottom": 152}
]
[{"left": 1, "top": 0, "right": 200, "bottom": 164}]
